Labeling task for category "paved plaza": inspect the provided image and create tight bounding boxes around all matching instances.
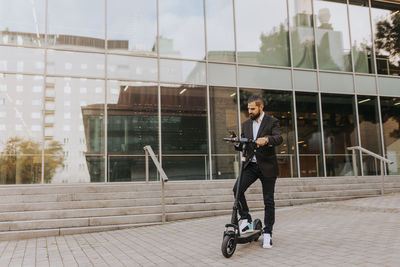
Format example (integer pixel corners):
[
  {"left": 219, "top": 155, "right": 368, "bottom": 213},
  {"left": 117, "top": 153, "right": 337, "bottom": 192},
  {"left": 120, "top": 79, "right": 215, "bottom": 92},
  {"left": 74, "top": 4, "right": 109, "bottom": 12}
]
[{"left": 0, "top": 193, "right": 399, "bottom": 267}]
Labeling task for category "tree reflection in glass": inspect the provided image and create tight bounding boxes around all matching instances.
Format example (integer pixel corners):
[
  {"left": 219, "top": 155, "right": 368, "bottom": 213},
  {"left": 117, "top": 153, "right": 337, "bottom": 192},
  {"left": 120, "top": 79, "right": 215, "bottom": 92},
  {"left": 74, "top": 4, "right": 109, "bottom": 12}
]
[{"left": 236, "top": 0, "right": 290, "bottom": 67}]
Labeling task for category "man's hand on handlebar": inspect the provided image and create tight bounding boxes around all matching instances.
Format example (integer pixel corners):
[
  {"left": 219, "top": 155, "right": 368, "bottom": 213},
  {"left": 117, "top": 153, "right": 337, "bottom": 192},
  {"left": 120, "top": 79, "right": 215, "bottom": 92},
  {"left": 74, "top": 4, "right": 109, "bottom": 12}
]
[
  {"left": 256, "top": 137, "right": 269, "bottom": 147},
  {"left": 230, "top": 135, "right": 239, "bottom": 146}
]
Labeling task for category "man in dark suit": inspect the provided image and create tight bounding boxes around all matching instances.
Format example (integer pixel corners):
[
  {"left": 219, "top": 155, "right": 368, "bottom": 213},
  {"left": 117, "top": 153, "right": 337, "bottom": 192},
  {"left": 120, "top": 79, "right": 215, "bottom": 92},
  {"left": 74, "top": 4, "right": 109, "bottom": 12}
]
[{"left": 233, "top": 94, "right": 283, "bottom": 249}]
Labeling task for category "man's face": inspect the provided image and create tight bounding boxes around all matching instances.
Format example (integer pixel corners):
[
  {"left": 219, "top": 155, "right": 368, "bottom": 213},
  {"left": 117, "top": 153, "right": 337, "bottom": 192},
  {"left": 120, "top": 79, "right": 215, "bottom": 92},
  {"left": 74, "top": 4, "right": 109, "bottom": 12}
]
[{"left": 248, "top": 101, "right": 263, "bottom": 120}]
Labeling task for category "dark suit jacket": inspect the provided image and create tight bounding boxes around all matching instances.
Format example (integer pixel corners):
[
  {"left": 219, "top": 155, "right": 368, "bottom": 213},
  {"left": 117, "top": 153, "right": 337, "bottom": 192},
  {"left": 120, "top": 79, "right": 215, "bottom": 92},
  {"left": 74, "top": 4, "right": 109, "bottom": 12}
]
[{"left": 236, "top": 114, "right": 283, "bottom": 178}]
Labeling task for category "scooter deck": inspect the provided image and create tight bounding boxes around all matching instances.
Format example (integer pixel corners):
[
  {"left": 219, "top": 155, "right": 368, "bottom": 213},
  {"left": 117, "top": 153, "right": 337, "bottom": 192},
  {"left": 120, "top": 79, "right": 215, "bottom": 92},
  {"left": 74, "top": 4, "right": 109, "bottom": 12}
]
[{"left": 237, "top": 229, "right": 262, "bottom": 244}]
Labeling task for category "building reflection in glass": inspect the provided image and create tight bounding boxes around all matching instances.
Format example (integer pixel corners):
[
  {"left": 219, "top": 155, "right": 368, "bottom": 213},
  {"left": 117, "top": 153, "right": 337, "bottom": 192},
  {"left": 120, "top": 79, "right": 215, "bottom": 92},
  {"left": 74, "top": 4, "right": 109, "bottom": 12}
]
[
  {"left": 321, "top": 94, "right": 358, "bottom": 176},
  {"left": 210, "top": 86, "right": 238, "bottom": 179},
  {"left": 288, "top": 0, "right": 316, "bottom": 69},
  {"left": 106, "top": 83, "right": 158, "bottom": 182},
  {"left": 161, "top": 84, "right": 208, "bottom": 180},
  {"left": 314, "top": 0, "right": 352, "bottom": 72},
  {"left": 357, "top": 96, "right": 382, "bottom": 175},
  {"left": 380, "top": 97, "right": 400, "bottom": 175},
  {"left": 296, "top": 92, "right": 323, "bottom": 177}
]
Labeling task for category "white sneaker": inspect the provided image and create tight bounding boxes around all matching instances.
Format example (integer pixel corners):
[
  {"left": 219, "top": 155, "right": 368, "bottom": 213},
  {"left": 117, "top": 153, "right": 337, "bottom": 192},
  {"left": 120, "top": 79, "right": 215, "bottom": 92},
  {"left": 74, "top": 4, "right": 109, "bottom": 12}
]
[
  {"left": 263, "top": 233, "right": 272, "bottom": 248},
  {"left": 239, "top": 219, "right": 254, "bottom": 234}
]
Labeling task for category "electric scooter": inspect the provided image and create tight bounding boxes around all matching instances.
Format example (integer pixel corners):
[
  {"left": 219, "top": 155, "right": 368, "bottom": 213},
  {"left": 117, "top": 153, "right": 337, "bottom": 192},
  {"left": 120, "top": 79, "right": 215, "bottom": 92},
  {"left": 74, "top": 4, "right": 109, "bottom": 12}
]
[{"left": 221, "top": 137, "right": 263, "bottom": 258}]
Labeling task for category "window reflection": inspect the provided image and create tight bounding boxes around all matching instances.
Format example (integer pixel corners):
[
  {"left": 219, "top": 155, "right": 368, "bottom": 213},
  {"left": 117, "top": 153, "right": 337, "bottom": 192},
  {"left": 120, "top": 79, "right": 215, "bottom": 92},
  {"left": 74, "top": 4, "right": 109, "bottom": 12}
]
[
  {"left": 45, "top": 77, "right": 105, "bottom": 183},
  {"left": 371, "top": 1, "right": 400, "bottom": 76},
  {"left": 0, "top": 74, "right": 43, "bottom": 184},
  {"left": 380, "top": 97, "right": 400, "bottom": 175},
  {"left": 349, "top": 0, "right": 374, "bottom": 74},
  {"left": 0, "top": 0, "right": 45, "bottom": 47},
  {"left": 107, "top": 0, "right": 157, "bottom": 56},
  {"left": 236, "top": 0, "right": 290, "bottom": 66},
  {"left": 210, "top": 87, "right": 238, "bottom": 179},
  {"left": 107, "top": 81, "right": 158, "bottom": 182},
  {"left": 160, "top": 59, "right": 206, "bottom": 84},
  {"left": 161, "top": 85, "right": 208, "bottom": 180},
  {"left": 206, "top": 0, "right": 235, "bottom": 62},
  {"left": 358, "top": 96, "right": 383, "bottom": 175},
  {"left": 296, "top": 92, "right": 323, "bottom": 177},
  {"left": 240, "top": 89, "right": 296, "bottom": 178},
  {"left": 288, "top": 0, "right": 316, "bottom": 69},
  {"left": 321, "top": 94, "right": 358, "bottom": 176},
  {"left": 314, "top": 0, "right": 352, "bottom": 72},
  {"left": 47, "top": 0, "right": 105, "bottom": 50},
  {"left": 159, "top": 0, "right": 205, "bottom": 60}
]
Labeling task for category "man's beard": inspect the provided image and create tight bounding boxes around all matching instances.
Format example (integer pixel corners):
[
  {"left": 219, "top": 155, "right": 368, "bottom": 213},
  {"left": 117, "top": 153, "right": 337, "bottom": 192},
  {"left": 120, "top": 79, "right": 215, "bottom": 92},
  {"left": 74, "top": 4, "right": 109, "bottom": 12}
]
[{"left": 250, "top": 111, "right": 261, "bottom": 121}]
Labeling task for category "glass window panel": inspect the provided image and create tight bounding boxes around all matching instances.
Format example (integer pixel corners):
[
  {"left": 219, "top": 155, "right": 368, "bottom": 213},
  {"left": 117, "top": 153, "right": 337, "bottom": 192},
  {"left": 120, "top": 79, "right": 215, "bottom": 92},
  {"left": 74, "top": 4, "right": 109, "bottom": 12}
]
[
  {"left": 107, "top": 55, "right": 157, "bottom": 81},
  {"left": 160, "top": 59, "right": 206, "bottom": 84},
  {"left": 239, "top": 88, "right": 297, "bottom": 177},
  {"left": 294, "top": 70, "right": 318, "bottom": 91},
  {"left": 107, "top": 0, "right": 156, "bottom": 56},
  {"left": 321, "top": 94, "right": 358, "bottom": 176},
  {"left": 47, "top": 50, "right": 105, "bottom": 78},
  {"left": 296, "top": 93, "right": 323, "bottom": 177},
  {"left": 236, "top": 0, "right": 290, "bottom": 66},
  {"left": 210, "top": 86, "right": 238, "bottom": 179},
  {"left": 107, "top": 81, "right": 158, "bottom": 182},
  {"left": 288, "top": 0, "right": 316, "bottom": 68},
  {"left": 379, "top": 77, "right": 400, "bottom": 96},
  {"left": 0, "top": 74, "right": 43, "bottom": 184},
  {"left": 47, "top": 0, "right": 105, "bottom": 50},
  {"left": 0, "top": 0, "right": 45, "bottom": 47},
  {"left": 349, "top": 0, "right": 375, "bottom": 74},
  {"left": 44, "top": 77, "right": 105, "bottom": 183},
  {"left": 208, "top": 63, "right": 236, "bottom": 86},
  {"left": 319, "top": 72, "right": 353, "bottom": 93},
  {"left": 355, "top": 75, "right": 377, "bottom": 95},
  {"left": 205, "top": 0, "right": 235, "bottom": 62},
  {"left": 314, "top": 0, "right": 352, "bottom": 72},
  {"left": 161, "top": 84, "right": 208, "bottom": 180},
  {"left": 0, "top": 46, "right": 44, "bottom": 74},
  {"left": 238, "top": 66, "right": 292, "bottom": 89},
  {"left": 159, "top": 0, "right": 205, "bottom": 60},
  {"left": 380, "top": 97, "right": 400, "bottom": 175},
  {"left": 358, "top": 96, "right": 383, "bottom": 175},
  {"left": 371, "top": 1, "right": 400, "bottom": 76}
]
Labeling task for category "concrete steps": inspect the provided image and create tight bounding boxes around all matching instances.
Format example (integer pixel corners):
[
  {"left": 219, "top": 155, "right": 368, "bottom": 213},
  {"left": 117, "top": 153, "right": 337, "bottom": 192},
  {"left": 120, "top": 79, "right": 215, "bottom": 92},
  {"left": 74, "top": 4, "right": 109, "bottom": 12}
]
[{"left": 0, "top": 175, "right": 399, "bottom": 240}]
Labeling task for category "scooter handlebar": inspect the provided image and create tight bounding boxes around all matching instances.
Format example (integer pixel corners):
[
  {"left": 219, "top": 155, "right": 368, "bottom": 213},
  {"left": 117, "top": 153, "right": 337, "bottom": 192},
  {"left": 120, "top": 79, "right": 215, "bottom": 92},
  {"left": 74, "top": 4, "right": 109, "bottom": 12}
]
[{"left": 223, "top": 137, "right": 256, "bottom": 144}]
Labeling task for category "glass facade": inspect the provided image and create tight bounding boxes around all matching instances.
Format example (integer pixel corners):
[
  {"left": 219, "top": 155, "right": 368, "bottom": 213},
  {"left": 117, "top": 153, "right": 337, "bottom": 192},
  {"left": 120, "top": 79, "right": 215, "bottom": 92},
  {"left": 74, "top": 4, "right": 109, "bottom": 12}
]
[{"left": 0, "top": 0, "right": 399, "bottom": 184}]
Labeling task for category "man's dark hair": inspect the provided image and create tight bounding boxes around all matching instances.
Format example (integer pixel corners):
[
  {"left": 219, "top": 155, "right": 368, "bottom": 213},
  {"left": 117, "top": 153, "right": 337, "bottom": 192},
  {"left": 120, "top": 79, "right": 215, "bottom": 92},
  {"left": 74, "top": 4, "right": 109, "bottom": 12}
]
[{"left": 247, "top": 95, "right": 264, "bottom": 107}]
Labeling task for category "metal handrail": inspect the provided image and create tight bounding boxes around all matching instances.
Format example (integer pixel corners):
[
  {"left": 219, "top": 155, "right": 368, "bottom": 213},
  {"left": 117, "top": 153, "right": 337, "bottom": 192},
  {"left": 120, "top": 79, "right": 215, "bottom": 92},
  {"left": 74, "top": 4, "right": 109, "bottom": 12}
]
[
  {"left": 143, "top": 145, "right": 168, "bottom": 223},
  {"left": 347, "top": 146, "right": 394, "bottom": 195}
]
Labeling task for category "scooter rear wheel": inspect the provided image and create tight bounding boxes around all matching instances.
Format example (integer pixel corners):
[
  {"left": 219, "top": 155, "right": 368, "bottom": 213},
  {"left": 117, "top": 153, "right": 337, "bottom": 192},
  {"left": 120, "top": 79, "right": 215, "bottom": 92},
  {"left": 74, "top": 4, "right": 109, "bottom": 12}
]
[{"left": 221, "top": 235, "right": 236, "bottom": 258}]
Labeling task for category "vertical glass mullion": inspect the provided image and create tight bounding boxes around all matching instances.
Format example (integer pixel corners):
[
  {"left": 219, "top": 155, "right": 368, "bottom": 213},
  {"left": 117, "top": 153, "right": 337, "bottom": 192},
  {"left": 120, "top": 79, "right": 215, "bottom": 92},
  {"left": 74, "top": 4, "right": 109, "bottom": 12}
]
[
  {"left": 204, "top": 0, "right": 212, "bottom": 180},
  {"left": 317, "top": 92, "right": 326, "bottom": 177},
  {"left": 104, "top": 0, "right": 108, "bottom": 182},
  {"left": 156, "top": 0, "right": 162, "bottom": 174},
  {"left": 353, "top": 94, "right": 364, "bottom": 176},
  {"left": 286, "top": 0, "right": 299, "bottom": 177},
  {"left": 41, "top": 0, "right": 49, "bottom": 184}
]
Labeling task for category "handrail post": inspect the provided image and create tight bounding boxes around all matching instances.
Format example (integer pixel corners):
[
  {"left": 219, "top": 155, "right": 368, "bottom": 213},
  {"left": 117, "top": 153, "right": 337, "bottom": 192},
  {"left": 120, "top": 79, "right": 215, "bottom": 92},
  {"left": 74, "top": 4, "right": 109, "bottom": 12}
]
[
  {"left": 380, "top": 160, "right": 384, "bottom": 195},
  {"left": 145, "top": 149, "right": 149, "bottom": 184},
  {"left": 143, "top": 145, "right": 168, "bottom": 224},
  {"left": 162, "top": 179, "right": 166, "bottom": 223},
  {"left": 352, "top": 149, "right": 358, "bottom": 177}
]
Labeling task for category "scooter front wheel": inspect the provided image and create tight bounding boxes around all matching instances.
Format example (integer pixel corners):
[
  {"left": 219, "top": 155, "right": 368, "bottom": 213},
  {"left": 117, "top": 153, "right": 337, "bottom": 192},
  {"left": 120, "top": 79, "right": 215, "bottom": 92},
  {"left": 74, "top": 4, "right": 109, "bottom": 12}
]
[{"left": 221, "top": 235, "right": 236, "bottom": 258}]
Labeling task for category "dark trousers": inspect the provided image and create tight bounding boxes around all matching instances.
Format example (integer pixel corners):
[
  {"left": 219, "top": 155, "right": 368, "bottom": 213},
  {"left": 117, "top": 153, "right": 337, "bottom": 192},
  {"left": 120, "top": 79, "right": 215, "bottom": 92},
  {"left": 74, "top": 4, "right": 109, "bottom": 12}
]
[{"left": 233, "top": 162, "right": 277, "bottom": 234}]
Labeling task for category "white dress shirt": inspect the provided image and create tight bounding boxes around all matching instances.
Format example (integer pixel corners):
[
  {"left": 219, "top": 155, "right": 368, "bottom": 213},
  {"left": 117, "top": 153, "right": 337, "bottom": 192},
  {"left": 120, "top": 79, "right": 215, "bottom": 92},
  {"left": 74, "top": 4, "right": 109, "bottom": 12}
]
[{"left": 251, "top": 112, "right": 264, "bottom": 162}]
